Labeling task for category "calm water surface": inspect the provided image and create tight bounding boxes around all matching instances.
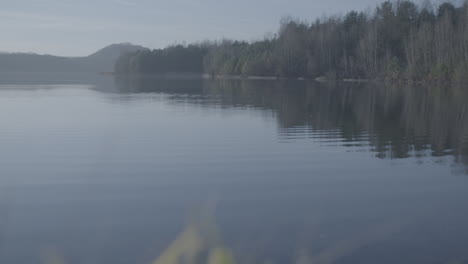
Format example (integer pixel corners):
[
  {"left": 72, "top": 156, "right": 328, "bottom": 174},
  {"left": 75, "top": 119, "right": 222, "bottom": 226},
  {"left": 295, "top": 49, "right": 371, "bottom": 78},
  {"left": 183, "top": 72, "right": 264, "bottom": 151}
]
[{"left": 0, "top": 74, "right": 468, "bottom": 264}]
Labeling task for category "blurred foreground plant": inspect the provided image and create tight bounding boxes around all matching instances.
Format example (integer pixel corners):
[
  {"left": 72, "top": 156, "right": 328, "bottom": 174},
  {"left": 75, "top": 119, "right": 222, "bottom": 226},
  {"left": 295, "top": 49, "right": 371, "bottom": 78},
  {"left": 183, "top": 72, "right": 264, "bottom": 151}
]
[
  {"left": 42, "top": 209, "right": 235, "bottom": 264},
  {"left": 153, "top": 209, "right": 235, "bottom": 264}
]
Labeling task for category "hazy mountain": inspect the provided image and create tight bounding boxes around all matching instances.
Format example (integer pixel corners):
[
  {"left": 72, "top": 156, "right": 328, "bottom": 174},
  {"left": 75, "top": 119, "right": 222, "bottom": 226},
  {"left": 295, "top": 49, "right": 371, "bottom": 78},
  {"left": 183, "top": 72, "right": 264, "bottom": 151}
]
[{"left": 0, "top": 43, "right": 147, "bottom": 73}]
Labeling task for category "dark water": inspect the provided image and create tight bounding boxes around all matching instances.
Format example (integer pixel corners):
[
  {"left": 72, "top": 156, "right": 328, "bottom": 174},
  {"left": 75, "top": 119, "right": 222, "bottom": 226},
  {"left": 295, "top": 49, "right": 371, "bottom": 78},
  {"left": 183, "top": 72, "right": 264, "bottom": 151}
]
[{"left": 0, "top": 74, "right": 468, "bottom": 264}]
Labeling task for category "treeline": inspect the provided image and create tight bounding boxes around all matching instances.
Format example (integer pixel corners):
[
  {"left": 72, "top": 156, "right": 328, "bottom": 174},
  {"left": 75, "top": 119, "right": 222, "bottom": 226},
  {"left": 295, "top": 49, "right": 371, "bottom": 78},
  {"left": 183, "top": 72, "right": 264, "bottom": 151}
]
[
  {"left": 115, "top": 0, "right": 468, "bottom": 82},
  {"left": 115, "top": 44, "right": 209, "bottom": 74}
]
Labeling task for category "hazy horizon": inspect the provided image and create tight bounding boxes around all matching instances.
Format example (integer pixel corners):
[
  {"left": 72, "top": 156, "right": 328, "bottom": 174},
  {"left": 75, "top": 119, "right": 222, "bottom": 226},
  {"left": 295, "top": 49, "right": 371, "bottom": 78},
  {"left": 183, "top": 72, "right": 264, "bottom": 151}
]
[
  {"left": 1, "top": 0, "right": 468, "bottom": 263},
  {"left": 1, "top": 0, "right": 392, "bottom": 56}
]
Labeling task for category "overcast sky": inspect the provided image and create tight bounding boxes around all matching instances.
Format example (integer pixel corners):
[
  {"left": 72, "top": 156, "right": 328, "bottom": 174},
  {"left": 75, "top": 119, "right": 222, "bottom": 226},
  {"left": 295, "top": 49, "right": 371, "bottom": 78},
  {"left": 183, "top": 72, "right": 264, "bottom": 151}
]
[{"left": 0, "top": 0, "right": 400, "bottom": 56}]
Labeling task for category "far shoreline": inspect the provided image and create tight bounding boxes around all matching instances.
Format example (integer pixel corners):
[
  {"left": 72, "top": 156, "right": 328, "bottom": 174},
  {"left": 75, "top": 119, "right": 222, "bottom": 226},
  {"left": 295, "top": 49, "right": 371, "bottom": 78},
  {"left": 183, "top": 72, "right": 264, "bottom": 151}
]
[
  {"left": 105, "top": 72, "right": 373, "bottom": 83},
  {"left": 107, "top": 72, "right": 463, "bottom": 86}
]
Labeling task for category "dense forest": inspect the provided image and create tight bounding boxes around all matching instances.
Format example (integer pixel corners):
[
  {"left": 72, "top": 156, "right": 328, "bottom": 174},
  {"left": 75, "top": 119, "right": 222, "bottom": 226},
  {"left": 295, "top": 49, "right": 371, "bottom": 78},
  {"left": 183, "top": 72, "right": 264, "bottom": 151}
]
[{"left": 115, "top": 0, "right": 468, "bottom": 83}]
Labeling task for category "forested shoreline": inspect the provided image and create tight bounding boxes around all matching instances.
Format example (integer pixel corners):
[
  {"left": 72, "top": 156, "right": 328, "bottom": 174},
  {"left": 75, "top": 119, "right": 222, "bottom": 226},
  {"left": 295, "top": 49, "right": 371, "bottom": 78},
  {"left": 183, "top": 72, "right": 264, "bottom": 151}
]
[{"left": 115, "top": 0, "right": 468, "bottom": 83}]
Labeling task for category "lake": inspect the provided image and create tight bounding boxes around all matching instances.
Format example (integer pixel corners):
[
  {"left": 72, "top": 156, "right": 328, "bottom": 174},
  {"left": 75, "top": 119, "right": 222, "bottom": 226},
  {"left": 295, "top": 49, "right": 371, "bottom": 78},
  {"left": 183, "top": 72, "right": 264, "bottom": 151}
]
[{"left": 0, "top": 74, "right": 468, "bottom": 264}]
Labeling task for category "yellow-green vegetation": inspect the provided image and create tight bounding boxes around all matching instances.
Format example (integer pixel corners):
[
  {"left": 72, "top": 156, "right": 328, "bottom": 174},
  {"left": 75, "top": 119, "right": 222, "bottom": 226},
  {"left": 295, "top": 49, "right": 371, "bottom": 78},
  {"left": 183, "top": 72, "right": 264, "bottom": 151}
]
[
  {"left": 207, "top": 248, "right": 235, "bottom": 264},
  {"left": 42, "top": 211, "right": 236, "bottom": 264},
  {"left": 152, "top": 212, "right": 235, "bottom": 264}
]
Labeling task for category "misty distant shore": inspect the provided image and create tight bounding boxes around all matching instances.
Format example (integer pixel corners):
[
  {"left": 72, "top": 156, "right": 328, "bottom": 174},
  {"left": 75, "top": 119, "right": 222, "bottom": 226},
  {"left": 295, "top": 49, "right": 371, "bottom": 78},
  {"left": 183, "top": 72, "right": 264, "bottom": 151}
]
[{"left": 0, "top": 43, "right": 146, "bottom": 74}]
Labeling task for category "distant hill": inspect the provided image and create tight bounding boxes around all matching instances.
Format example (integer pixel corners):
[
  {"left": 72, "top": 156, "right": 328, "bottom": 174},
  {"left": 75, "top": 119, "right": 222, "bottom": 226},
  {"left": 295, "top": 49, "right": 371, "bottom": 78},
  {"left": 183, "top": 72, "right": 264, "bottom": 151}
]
[{"left": 0, "top": 43, "right": 147, "bottom": 73}]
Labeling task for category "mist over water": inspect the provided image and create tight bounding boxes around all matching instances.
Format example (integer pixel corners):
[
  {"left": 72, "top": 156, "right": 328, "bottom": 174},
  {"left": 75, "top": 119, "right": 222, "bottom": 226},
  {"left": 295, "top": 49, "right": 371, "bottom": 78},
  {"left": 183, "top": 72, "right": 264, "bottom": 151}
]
[{"left": 0, "top": 74, "right": 468, "bottom": 264}]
